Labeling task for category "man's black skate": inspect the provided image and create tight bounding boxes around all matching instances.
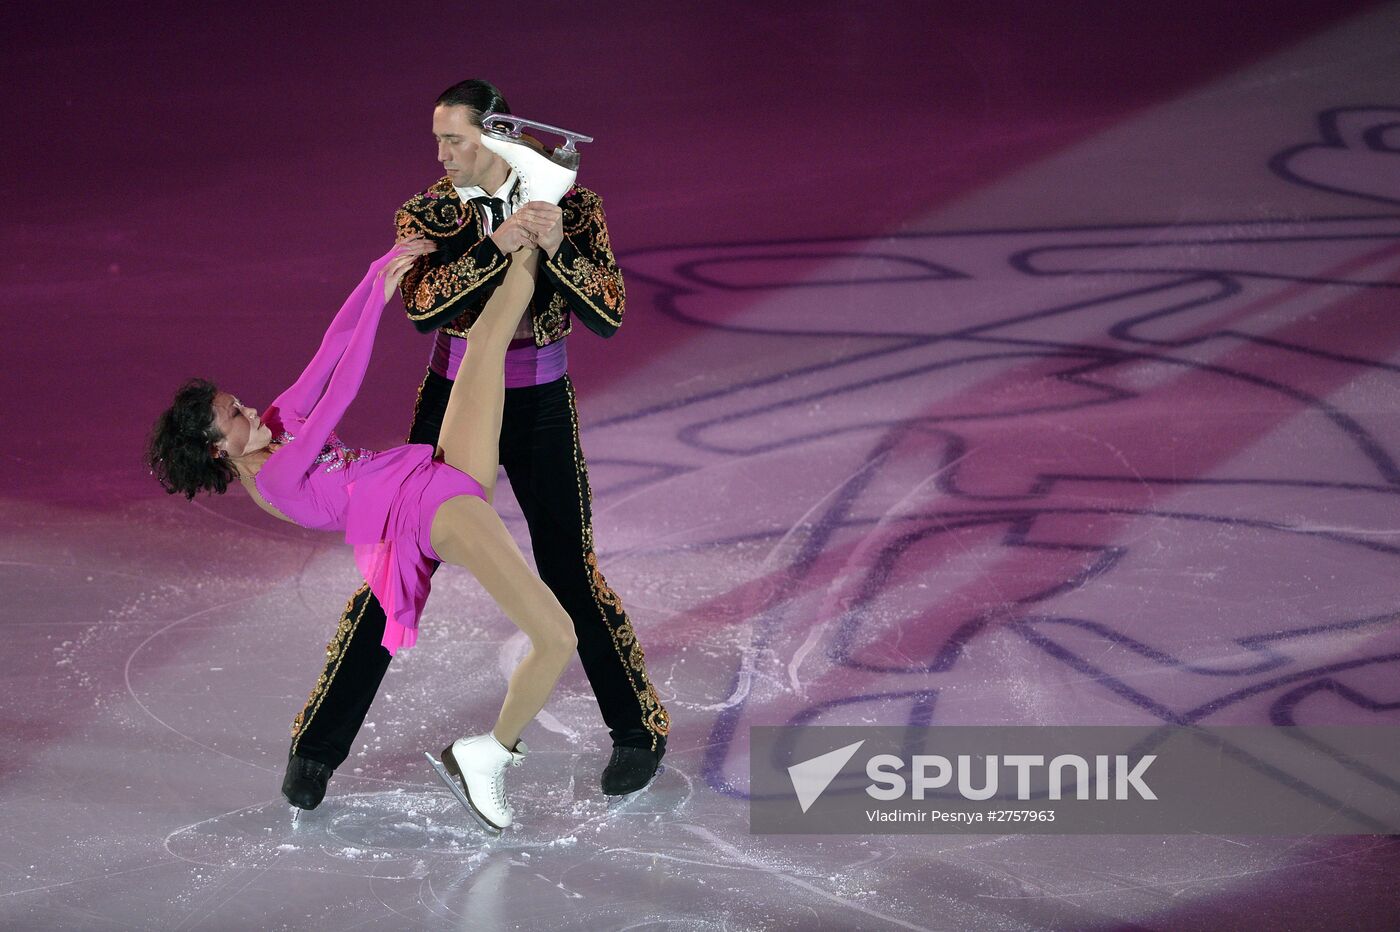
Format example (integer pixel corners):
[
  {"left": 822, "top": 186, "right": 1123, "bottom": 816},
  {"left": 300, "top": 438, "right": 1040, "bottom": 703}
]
[
  {"left": 601, "top": 737, "right": 666, "bottom": 796},
  {"left": 282, "top": 753, "right": 333, "bottom": 810}
]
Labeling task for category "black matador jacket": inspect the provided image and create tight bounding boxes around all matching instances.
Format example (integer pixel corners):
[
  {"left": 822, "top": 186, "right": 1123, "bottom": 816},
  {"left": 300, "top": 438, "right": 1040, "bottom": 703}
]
[{"left": 394, "top": 177, "right": 624, "bottom": 344}]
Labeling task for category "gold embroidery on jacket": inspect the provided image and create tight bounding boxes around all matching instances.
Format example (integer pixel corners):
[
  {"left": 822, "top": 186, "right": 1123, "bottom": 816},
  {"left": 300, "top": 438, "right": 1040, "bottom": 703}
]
[
  {"left": 397, "top": 183, "right": 622, "bottom": 344},
  {"left": 533, "top": 292, "right": 570, "bottom": 345},
  {"left": 395, "top": 178, "right": 471, "bottom": 238},
  {"left": 549, "top": 255, "right": 622, "bottom": 325},
  {"left": 547, "top": 189, "right": 625, "bottom": 328},
  {"left": 396, "top": 177, "right": 508, "bottom": 327}
]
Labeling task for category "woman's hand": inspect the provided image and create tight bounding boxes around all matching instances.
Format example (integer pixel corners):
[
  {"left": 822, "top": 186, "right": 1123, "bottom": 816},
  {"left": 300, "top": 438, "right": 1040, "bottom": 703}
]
[{"left": 383, "top": 236, "right": 436, "bottom": 300}]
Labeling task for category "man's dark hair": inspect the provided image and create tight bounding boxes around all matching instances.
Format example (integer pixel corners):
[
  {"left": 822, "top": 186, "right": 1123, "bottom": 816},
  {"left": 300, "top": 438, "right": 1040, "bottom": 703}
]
[
  {"left": 435, "top": 79, "right": 511, "bottom": 126},
  {"left": 147, "top": 378, "right": 237, "bottom": 500}
]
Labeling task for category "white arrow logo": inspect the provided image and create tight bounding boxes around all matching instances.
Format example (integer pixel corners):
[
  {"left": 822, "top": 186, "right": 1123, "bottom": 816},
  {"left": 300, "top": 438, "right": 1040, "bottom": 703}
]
[{"left": 787, "top": 740, "right": 865, "bottom": 813}]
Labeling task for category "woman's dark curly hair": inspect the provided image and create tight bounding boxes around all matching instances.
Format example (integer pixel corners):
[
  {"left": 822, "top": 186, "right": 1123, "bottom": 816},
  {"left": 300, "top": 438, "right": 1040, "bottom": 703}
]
[{"left": 147, "top": 378, "right": 237, "bottom": 500}]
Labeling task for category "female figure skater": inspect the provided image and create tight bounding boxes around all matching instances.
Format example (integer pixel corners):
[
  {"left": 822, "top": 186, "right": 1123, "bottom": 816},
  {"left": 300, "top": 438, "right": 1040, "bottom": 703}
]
[{"left": 147, "top": 235, "right": 571, "bottom": 831}]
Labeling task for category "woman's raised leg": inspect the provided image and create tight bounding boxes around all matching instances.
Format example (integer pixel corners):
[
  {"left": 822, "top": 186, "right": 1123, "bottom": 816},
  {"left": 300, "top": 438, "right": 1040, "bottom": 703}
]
[{"left": 435, "top": 248, "right": 540, "bottom": 503}]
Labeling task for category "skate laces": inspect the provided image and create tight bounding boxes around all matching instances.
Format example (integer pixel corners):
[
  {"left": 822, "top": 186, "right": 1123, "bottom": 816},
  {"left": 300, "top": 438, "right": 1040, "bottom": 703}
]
[
  {"left": 490, "top": 755, "right": 514, "bottom": 806},
  {"left": 493, "top": 750, "right": 526, "bottom": 807}
]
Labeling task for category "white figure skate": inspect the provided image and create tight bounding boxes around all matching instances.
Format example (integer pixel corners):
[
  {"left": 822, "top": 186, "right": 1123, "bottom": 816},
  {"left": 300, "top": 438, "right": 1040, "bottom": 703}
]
[
  {"left": 427, "top": 733, "right": 528, "bottom": 831},
  {"left": 478, "top": 110, "right": 593, "bottom": 205}
]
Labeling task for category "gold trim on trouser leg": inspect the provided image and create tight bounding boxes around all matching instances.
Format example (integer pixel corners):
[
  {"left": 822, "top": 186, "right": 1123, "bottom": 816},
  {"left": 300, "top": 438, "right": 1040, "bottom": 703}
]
[
  {"left": 565, "top": 377, "right": 671, "bottom": 749},
  {"left": 407, "top": 368, "right": 433, "bottom": 443},
  {"left": 290, "top": 583, "right": 372, "bottom": 750}
]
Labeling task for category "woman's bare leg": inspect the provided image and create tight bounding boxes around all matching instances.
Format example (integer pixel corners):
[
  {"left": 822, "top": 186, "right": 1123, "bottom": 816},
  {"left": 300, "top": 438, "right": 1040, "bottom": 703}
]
[
  {"left": 433, "top": 247, "right": 564, "bottom": 747},
  {"left": 436, "top": 248, "right": 540, "bottom": 503},
  {"left": 431, "top": 494, "right": 576, "bottom": 749}
]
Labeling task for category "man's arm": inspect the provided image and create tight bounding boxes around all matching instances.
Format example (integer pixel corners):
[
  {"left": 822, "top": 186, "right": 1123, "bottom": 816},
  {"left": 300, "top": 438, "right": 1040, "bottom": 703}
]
[
  {"left": 394, "top": 186, "right": 511, "bottom": 334},
  {"left": 541, "top": 187, "right": 626, "bottom": 338}
]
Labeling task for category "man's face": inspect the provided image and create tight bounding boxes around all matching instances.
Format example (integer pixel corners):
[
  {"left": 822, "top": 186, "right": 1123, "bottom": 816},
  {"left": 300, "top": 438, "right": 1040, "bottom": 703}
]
[{"left": 433, "top": 105, "right": 501, "bottom": 189}]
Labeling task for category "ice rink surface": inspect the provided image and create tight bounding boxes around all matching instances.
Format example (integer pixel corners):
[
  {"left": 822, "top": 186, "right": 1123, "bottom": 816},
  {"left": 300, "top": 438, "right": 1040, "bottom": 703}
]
[{"left": 4, "top": 2, "right": 1400, "bottom": 928}]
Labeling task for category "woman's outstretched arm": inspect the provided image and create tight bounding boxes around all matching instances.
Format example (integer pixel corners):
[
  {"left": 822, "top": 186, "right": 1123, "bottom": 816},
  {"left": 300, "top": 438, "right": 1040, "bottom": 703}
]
[
  {"left": 269, "top": 240, "right": 435, "bottom": 423},
  {"left": 259, "top": 247, "right": 422, "bottom": 487}
]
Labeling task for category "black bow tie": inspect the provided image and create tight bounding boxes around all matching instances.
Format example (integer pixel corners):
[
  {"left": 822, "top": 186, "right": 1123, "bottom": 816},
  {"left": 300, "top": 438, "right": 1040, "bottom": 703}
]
[{"left": 471, "top": 196, "right": 506, "bottom": 229}]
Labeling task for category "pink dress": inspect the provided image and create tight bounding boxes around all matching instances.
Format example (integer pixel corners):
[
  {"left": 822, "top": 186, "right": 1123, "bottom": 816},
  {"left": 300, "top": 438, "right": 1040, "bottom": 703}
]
[{"left": 254, "top": 249, "right": 486, "bottom": 654}]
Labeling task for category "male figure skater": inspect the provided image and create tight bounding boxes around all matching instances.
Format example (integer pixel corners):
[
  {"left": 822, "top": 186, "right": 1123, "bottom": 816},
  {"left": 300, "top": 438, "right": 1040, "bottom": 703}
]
[{"left": 281, "top": 79, "right": 669, "bottom": 809}]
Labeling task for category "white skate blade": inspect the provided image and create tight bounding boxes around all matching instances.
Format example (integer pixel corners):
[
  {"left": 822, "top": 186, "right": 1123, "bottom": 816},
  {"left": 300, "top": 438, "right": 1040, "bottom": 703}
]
[
  {"left": 482, "top": 111, "right": 593, "bottom": 150},
  {"left": 424, "top": 751, "right": 503, "bottom": 834}
]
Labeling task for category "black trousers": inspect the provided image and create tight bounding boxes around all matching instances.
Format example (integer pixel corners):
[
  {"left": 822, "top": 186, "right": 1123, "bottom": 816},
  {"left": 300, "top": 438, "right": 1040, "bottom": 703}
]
[{"left": 289, "top": 370, "right": 669, "bottom": 769}]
